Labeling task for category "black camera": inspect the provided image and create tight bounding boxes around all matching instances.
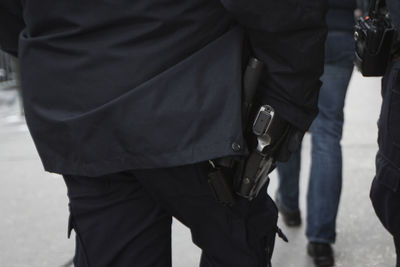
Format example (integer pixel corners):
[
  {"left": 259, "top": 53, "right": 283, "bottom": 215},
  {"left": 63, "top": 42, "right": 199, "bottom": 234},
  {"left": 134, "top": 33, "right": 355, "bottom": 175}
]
[{"left": 354, "top": 0, "right": 396, "bottom": 76}]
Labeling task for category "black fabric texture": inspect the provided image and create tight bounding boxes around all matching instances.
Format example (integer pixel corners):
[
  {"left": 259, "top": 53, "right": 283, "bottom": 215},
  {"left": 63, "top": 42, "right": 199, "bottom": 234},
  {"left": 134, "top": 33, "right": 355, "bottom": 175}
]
[
  {"left": 0, "top": 0, "right": 327, "bottom": 175},
  {"left": 63, "top": 163, "right": 278, "bottom": 267},
  {"left": 0, "top": 1, "right": 24, "bottom": 56},
  {"left": 370, "top": 61, "right": 400, "bottom": 266}
]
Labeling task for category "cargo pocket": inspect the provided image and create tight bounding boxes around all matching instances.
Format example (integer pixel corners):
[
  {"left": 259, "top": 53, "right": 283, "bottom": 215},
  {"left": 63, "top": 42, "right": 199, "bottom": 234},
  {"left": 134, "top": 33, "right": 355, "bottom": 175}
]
[
  {"left": 66, "top": 212, "right": 90, "bottom": 266},
  {"left": 67, "top": 214, "right": 74, "bottom": 238},
  {"left": 246, "top": 195, "right": 279, "bottom": 265}
]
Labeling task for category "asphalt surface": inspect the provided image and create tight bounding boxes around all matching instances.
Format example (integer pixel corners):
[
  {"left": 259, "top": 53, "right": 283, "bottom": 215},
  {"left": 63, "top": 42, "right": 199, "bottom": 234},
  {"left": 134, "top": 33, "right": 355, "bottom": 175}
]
[{"left": 0, "top": 71, "right": 397, "bottom": 267}]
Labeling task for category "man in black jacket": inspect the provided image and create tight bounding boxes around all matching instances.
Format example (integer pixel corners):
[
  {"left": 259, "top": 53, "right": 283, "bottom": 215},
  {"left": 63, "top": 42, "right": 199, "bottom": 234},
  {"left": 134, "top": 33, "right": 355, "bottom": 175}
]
[
  {"left": 0, "top": 0, "right": 327, "bottom": 266},
  {"left": 370, "top": 1, "right": 400, "bottom": 266}
]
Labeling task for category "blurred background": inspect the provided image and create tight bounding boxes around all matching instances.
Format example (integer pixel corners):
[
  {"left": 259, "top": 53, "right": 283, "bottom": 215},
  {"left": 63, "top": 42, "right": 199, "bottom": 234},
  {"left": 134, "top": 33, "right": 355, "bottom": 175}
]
[{"left": 0, "top": 49, "right": 397, "bottom": 267}]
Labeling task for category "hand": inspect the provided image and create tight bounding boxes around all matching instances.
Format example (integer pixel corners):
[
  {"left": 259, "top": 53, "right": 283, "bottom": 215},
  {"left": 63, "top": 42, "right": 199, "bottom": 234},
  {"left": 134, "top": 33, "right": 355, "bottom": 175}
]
[
  {"left": 273, "top": 125, "right": 304, "bottom": 162},
  {"left": 261, "top": 112, "right": 304, "bottom": 162}
]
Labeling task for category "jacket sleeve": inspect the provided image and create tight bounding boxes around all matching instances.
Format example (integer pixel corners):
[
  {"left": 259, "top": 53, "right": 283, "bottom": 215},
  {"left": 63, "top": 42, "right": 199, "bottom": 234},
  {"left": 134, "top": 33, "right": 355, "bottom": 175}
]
[
  {"left": 0, "top": 0, "right": 25, "bottom": 57},
  {"left": 220, "top": 0, "right": 328, "bottom": 131}
]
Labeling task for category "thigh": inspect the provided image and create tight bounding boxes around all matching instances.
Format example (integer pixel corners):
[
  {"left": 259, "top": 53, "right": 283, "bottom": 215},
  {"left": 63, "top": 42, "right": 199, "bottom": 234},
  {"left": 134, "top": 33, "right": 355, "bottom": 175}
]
[
  {"left": 310, "top": 64, "right": 353, "bottom": 139},
  {"left": 134, "top": 163, "right": 278, "bottom": 267},
  {"left": 63, "top": 173, "right": 172, "bottom": 267}
]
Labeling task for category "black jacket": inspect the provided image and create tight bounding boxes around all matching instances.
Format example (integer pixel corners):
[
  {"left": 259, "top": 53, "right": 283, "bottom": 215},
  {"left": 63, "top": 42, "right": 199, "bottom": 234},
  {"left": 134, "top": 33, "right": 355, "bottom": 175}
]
[{"left": 0, "top": 0, "right": 327, "bottom": 176}]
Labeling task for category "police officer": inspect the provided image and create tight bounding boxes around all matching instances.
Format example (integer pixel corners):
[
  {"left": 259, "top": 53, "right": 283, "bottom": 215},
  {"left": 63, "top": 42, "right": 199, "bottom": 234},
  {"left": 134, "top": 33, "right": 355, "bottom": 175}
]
[
  {"left": 370, "top": 1, "right": 400, "bottom": 266},
  {"left": 0, "top": 0, "right": 327, "bottom": 266}
]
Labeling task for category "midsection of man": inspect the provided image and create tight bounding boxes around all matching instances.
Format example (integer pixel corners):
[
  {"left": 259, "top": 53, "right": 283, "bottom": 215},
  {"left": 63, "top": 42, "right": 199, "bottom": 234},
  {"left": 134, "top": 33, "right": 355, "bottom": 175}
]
[{"left": 17, "top": 0, "right": 244, "bottom": 175}]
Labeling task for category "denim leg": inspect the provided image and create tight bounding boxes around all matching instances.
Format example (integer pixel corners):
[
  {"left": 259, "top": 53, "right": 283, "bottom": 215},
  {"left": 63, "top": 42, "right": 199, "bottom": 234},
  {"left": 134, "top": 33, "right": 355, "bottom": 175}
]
[
  {"left": 306, "top": 64, "right": 353, "bottom": 244},
  {"left": 276, "top": 149, "right": 301, "bottom": 212}
]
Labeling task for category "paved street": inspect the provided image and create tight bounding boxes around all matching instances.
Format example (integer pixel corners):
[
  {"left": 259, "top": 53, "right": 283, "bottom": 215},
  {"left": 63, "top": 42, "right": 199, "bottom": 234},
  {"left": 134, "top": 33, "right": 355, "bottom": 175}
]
[{"left": 0, "top": 71, "right": 397, "bottom": 267}]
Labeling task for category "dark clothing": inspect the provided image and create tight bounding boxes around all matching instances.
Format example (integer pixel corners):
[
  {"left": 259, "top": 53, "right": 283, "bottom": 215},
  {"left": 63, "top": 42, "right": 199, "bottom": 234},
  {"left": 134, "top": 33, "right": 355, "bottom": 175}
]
[
  {"left": 371, "top": 178, "right": 400, "bottom": 267},
  {"left": 370, "top": 61, "right": 400, "bottom": 267},
  {"left": 388, "top": 0, "right": 400, "bottom": 33},
  {"left": 371, "top": 3, "right": 400, "bottom": 266},
  {"left": 0, "top": 0, "right": 23, "bottom": 55},
  {"left": 1, "top": 2, "right": 327, "bottom": 265},
  {"left": 370, "top": 4, "right": 400, "bottom": 267},
  {"left": 396, "top": 235, "right": 400, "bottom": 267},
  {"left": 0, "top": 0, "right": 327, "bottom": 176},
  {"left": 327, "top": 0, "right": 357, "bottom": 32},
  {"left": 64, "top": 163, "right": 278, "bottom": 267}
]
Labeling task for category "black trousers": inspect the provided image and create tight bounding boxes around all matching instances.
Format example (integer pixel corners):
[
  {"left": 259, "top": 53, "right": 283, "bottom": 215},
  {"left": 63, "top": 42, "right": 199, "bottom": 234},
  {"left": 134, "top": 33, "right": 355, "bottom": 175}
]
[
  {"left": 370, "top": 62, "right": 400, "bottom": 267},
  {"left": 63, "top": 162, "right": 278, "bottom": 267}
]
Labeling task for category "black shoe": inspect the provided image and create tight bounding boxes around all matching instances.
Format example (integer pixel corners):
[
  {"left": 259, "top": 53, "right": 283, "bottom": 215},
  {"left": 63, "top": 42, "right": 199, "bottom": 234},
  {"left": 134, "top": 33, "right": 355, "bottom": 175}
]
[
  {"left": 275, "top": 197, "right": 301, "bottom": 227},
  {"left": 307, "top": 242, "right": 335, "bottom": 267}
]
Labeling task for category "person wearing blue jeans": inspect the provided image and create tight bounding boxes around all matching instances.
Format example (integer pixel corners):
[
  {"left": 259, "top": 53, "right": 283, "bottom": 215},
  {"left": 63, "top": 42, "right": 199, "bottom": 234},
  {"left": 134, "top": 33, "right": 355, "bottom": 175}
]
[{"left": 276, "top": 1, "right": 356, "bottom": 266}]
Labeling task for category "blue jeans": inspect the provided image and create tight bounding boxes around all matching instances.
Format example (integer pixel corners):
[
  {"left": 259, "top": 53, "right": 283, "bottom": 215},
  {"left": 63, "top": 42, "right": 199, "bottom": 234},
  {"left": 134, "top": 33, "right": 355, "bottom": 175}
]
[{"left": 276, "top": 31, "right": 354, "bottom": 244}]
